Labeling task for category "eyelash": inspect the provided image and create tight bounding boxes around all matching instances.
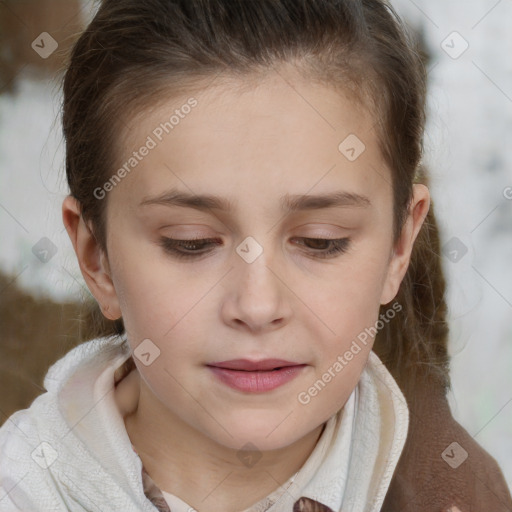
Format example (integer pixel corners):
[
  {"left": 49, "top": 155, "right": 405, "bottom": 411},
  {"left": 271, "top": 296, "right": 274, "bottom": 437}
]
[{"left": 158, "top": 236, "right": 351, "bottom": 260}]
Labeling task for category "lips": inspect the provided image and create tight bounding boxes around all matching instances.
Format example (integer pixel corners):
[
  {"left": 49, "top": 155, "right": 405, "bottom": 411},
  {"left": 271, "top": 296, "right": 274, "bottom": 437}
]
[
  {"left": 207, "top": 358, "right": 301, "bottom": 371},
  {"left": 206, "top": 359, "right": 307, "bottom": 393}
]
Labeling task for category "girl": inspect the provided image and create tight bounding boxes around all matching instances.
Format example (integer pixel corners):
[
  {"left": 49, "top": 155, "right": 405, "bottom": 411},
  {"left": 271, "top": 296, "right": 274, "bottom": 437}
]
[{"left": 1, "top": 0, "right": 511, "bottom": 511}]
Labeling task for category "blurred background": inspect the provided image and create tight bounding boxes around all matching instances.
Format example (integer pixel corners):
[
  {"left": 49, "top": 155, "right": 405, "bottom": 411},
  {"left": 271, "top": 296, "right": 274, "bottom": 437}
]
[{"left": 0, "top": 0, "right": 511, "bottom": 489}]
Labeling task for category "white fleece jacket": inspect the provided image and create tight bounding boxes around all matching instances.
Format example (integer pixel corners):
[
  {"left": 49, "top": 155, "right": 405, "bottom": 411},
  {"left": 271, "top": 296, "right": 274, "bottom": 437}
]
[{"left": 0, "top": 335, "right": 408, "bottom": 512}]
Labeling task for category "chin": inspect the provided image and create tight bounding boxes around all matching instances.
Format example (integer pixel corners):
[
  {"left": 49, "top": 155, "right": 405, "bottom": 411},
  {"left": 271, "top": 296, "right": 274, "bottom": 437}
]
[{"left": 203, "top": 413, "right": 312, "bottom": 453}]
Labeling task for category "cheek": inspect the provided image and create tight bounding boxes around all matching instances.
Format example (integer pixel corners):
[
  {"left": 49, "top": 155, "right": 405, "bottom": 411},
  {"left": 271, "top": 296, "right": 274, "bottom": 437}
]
[
  {"left": 111, "top": 251, "right": 218, "bottom": 357},
  {"left": 309, "top": 252, "right": 390, "bottom": 380},
  {"left": 319, "top": 259, "right": 389, "bottom": 332},
  {"left": 109, "top": 246, "right": 183, "bottom": 340}
]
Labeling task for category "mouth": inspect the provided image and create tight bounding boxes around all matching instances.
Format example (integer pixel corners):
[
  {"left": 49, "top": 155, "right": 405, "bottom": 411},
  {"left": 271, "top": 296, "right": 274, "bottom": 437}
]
[
  {"left": 206, "top": 359, "right": 307, "bottom": 393},
  {"left": 207, "top": 358, "right": 302, "bottom": 371}
]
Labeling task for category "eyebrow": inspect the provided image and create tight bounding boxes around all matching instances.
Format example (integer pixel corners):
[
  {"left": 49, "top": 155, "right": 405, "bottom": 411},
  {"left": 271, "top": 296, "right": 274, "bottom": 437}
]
[{"left": 139, "top": 188, "right": 371, "bottom": 212}]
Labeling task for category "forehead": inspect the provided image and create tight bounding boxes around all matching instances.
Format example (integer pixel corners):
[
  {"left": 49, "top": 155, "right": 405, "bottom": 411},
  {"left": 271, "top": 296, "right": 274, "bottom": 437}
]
[{"left": 111, "top": 70, "right": 391, "bottom": 214}]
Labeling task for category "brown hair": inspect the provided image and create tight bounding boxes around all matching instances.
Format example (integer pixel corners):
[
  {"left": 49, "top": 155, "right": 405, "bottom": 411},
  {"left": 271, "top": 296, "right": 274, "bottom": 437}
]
[{"left": 63, "top": 0, "right": 450, "bottom": 394}]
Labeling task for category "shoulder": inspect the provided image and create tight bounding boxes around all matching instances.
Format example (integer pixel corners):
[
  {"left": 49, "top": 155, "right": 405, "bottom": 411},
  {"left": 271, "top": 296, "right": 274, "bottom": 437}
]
[
  {"left": 0, "top": 334, "right": 131, "bottom": 511},
  {"left": 0, "top": 393, "right": 65, "bottom": 511},
  {"left": 42, "top": 334, "right": 130, "bottom": 394}
]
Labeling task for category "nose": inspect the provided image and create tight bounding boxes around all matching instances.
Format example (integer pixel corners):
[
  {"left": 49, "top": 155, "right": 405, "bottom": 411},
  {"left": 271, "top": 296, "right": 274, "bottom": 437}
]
[{"left": 221, "top": 244, "right": 292, "bottom": 333}]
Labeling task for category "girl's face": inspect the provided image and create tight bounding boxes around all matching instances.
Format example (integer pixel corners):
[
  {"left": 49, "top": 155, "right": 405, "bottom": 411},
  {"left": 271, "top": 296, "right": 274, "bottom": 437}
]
[{"left": 75, "top": 70, "right": 428, "bottom": 451}]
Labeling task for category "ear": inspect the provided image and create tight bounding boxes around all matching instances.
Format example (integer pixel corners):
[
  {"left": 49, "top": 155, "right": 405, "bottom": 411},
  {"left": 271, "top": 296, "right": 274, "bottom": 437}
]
[
  {"left": 62, "top": 195, "right": 122, "bottom": 320},
  {"left": 380, "top": 184, "right": 430, "bottom": 305}
]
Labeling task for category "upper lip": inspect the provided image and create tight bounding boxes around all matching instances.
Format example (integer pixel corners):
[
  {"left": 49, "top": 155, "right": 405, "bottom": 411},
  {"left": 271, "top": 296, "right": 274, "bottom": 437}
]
[{"left": 207, "top": 359, "right": 303, "bottom": 371}]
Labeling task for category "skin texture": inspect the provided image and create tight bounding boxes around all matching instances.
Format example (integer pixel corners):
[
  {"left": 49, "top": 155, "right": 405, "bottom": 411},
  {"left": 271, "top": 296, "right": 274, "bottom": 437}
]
[{"left": 63, "top": 69, "right": 431, "bottom": 511}]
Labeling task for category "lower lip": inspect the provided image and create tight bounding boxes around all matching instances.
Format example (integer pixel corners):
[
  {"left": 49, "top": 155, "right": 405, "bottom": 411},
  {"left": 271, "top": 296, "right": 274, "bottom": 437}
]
[{"left": 207, "top": 365, "right": 306, "bottom": 393}]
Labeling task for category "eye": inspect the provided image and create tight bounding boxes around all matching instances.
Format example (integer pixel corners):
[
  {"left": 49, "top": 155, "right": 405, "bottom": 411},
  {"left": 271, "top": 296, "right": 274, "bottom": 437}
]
[
  {"left": 291, "top": 237, "right": 351, "bottom": 258},
  {"left": 159, "top": 237, "right": 221, "bottom": 260},
  {"left": 159, "top": 236, "right": 351, "bottom": 260}
]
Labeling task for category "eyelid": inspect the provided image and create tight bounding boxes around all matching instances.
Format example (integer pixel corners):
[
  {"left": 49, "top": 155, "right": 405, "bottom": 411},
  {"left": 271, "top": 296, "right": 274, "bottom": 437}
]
[{"left": 298, "top": 229, "right": 342, "bottom": 238}]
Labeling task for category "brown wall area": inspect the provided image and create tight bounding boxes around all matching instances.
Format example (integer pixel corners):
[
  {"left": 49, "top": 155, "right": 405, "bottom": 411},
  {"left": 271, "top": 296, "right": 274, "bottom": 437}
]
[
  {"left": 0, "top": 270, "right": 91, "bottom": 425},
  {"left": 0, "top": 0, "right": 85, "bottom": 93}
]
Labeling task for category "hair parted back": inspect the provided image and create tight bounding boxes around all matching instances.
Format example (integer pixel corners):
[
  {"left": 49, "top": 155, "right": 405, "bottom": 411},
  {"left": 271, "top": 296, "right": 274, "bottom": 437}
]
[{"left": 63, "top": 0, "right": 450, "bottom": 396}]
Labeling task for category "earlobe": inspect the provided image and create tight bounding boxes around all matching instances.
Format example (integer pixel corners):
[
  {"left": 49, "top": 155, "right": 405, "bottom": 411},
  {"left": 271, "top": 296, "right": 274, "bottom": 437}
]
[
  {"left": 62, "top": 195, "right": 122, "bottom": 320},
  {"left": 380, "top": 184, "right": 431, "bottom": 305}
]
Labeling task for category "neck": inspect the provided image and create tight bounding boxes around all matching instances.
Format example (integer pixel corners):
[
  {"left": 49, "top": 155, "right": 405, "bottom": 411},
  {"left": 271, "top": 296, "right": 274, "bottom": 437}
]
[{"left": 123, "top": 371, "right": 325, "bottom": 512}]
